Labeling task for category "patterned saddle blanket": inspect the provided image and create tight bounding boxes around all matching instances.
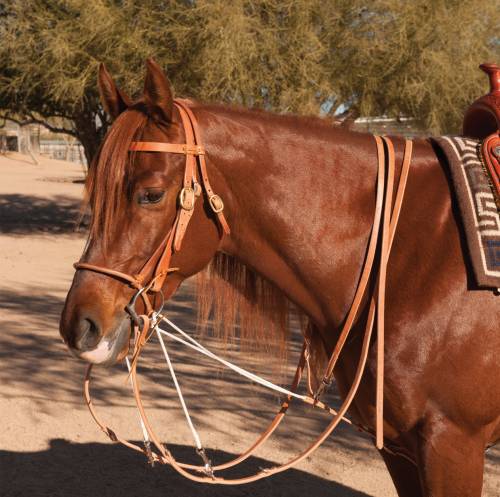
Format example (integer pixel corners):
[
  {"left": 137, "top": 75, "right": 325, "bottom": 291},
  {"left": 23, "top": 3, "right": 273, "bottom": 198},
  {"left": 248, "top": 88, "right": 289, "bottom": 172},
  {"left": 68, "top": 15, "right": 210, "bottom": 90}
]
[{"left": 434, "top": 136, "right": 500, "bottom": 289}]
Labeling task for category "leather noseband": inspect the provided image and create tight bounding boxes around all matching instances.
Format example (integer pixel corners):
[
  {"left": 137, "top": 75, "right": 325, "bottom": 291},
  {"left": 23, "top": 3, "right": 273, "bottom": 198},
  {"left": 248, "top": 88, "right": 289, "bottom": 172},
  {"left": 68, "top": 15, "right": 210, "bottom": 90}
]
[{"left": 74, "top": 99, "right": 230, "bottom": 322}]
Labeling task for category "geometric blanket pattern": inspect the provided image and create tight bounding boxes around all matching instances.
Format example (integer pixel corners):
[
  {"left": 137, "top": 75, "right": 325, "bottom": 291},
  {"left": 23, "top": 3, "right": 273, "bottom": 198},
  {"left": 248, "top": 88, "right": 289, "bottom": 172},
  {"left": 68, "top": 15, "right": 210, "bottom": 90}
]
[{"left": 434, "top": 136, "right": 500, "bottom": 289}]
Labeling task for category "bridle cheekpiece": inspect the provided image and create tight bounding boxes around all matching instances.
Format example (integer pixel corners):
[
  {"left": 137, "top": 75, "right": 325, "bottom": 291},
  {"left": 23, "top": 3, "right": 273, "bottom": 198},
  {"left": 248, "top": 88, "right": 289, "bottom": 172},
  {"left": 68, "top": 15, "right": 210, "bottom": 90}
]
[{"left": 74, "top": 99, "right": 230, "bottom": 347}]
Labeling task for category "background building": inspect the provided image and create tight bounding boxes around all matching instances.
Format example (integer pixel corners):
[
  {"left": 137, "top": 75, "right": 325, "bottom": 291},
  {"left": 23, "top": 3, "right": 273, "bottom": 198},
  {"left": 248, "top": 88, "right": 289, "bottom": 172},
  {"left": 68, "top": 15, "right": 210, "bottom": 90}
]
[{"left": 0, "top": 121, "right": 86, "bottom": 165}]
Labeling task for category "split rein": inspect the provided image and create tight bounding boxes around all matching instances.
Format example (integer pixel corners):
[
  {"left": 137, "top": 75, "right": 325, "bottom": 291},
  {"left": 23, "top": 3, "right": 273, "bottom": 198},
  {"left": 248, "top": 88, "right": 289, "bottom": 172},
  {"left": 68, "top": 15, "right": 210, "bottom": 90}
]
[{"left": 74, "top": 99, "right": 414, "bottom": 484}]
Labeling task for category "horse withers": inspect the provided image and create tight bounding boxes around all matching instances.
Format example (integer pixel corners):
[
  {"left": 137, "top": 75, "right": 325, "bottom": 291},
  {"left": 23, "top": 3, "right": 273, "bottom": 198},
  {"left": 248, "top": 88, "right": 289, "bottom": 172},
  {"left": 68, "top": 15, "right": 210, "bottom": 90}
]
[{"left": 60, "top": 59, "right": 500, "bottom": 497}]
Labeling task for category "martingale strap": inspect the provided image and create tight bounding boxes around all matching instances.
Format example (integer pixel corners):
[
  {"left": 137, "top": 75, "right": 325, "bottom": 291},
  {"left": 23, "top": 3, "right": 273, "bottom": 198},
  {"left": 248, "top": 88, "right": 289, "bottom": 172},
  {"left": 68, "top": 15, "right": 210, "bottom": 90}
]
[{"left": 82, "top": 134, "right": 414, "bottom": 484}]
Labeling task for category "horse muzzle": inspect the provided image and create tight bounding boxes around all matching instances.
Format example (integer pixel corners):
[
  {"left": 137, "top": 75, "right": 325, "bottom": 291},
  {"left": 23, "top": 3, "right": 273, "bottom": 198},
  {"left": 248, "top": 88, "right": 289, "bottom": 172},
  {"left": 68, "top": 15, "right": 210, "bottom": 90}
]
[{"left": 67, "top": 315, "right": 132, "bottom": 366}]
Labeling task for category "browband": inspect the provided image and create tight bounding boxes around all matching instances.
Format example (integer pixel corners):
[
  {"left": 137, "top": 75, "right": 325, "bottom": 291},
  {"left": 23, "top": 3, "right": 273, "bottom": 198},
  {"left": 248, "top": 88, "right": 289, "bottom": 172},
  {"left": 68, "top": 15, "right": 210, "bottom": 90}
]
[{"left": 129, "top": 142, "right": 205, "bottom": 155}]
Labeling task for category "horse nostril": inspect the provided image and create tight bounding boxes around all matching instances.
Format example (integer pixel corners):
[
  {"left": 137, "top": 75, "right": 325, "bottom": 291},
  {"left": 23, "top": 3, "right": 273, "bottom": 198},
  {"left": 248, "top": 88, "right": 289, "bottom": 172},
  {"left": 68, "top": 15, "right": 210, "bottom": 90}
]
[
  {"left": 86, "top": 317, "right": 99, "bottom": 334},
  {"left": 75, "top": 316, "right": 101, "bottom": 351}
]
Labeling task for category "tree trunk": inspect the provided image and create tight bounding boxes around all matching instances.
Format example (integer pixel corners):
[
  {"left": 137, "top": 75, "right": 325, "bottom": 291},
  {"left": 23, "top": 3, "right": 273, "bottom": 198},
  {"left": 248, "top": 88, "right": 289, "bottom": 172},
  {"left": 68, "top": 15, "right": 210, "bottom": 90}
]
[
  {"left": 73, "top": 106, "right": 107, "bottom": 168},
  {"left": 76, "top": 126, "right": 101, "bottom": 167}
]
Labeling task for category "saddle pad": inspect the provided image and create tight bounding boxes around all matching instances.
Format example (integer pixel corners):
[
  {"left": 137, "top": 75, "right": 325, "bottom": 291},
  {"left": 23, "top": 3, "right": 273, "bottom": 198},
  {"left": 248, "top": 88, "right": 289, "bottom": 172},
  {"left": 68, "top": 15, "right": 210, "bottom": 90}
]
[{"left": 434, "top": 136, "right": 500, "bottom": 289}]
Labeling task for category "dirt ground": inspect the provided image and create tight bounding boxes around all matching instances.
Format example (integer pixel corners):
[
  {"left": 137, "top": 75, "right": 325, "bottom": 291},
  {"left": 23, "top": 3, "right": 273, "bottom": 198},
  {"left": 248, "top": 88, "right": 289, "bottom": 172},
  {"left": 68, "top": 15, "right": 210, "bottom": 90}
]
[{"left": 0, "top": 152, "right": 498, "bottom": 497}]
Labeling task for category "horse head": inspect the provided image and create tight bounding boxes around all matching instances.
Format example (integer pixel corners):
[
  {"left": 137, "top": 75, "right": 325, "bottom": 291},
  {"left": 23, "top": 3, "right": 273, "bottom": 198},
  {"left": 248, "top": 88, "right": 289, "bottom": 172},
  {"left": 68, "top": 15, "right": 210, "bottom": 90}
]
[{"left": 60, "top": 60, "right": 226, "bottom": 365}]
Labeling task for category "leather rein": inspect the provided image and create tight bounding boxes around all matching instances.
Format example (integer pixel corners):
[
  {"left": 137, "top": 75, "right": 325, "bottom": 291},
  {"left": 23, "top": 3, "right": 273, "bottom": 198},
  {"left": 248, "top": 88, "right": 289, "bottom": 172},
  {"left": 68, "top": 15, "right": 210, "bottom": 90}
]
[{"left": 76, "top": 99, "right": 414, "bottom": 483}]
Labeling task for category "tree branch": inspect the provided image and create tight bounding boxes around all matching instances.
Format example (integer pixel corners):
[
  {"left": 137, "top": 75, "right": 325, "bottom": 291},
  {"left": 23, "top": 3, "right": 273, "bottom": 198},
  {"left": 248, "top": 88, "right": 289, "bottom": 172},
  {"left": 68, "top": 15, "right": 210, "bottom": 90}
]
[{"left": 0, "top": 112, "right": 77, "bottom": 137}]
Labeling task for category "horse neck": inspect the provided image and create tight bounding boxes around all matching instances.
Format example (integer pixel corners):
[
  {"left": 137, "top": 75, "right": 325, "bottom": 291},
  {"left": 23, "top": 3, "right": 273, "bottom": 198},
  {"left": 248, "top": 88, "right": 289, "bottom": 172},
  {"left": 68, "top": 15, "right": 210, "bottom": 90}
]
[{"left": 198, "top": 104, "right": 380, "bottom": 335}]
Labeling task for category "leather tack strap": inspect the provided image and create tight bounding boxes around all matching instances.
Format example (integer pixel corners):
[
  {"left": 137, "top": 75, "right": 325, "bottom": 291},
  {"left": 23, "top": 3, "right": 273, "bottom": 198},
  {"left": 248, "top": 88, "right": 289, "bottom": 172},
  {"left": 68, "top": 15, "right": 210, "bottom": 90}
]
[
  {"left": 314, "top": 137, "right": 412, "bottom": 450},
  {"left": 374, "top": 135, "right": 394, "bottom": 449},
  {"left": 172, "top": 100, "right": 201, "bottom": 252},
  {"left": 129, "top": 142, "right": 205, "bottom": 155},
  {"left": 149, "top": 220, "right": 177, "bottom": 292},
  {"left": 82, "top": 136, "right": 414, "bottom": 484},
  {"left": 175, "top": 99, "right": 231, "bottom": 236},
  {"left": 73, "top": 262, "right": 145, "bottom": 289},
  {"left": 75, "top": 99, "right": 230, "bottom": 298}
]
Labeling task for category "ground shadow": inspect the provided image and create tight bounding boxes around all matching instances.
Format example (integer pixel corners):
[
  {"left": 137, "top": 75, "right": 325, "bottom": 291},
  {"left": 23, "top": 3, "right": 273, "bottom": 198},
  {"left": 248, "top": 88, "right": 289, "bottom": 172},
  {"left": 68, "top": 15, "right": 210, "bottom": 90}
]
[
  {"left": 0, "top": 193, "right": 85, "bottom": 234},
  {"left": 0, "top": 439, "right": 373, "bottom": 497},
  {"left": 0, "top": 283, "right": 377, "bottom": 456},
  {"left": 0, "top": 287, "right": 64, "bottom": 323},
  {"left": 0, "top": 152, "right": 37, "bottom": 165}
]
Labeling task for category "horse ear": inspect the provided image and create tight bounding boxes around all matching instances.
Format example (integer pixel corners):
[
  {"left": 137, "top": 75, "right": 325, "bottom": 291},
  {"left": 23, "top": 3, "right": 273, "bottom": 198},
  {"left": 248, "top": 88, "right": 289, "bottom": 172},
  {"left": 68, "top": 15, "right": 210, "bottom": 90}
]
[
  {"left": 98, "top": 63, "right": 131, "bottom": 120},
  {"left": 143, "top": 58, "right": 174, "bottom": 123}
]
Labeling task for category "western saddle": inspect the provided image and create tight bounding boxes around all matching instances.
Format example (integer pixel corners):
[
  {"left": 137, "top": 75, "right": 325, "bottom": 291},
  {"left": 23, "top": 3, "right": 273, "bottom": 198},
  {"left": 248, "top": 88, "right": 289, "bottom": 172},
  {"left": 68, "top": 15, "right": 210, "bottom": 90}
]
[{"left": 463, "top": 63, "right": 500, "bottom": 204}]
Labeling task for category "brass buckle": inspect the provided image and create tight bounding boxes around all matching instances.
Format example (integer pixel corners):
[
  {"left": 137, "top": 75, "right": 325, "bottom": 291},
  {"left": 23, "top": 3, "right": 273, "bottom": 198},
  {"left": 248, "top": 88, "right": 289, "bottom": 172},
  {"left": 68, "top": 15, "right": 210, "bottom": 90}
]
[
  {"left": 209, "top": 194, "right": 224, "bottom": 213},
  {"left": 179, "top": 187, "right": 195, "bottom": 210}
]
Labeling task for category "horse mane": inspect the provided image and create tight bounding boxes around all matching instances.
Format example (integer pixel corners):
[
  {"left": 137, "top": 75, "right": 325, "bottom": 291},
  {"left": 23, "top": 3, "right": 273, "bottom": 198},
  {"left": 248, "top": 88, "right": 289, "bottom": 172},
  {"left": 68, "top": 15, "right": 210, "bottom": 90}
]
[
  {"left": 84, "top": 108, "right": 149, "bottom": 248},
  {"left": 84, "top": 102, "right": 324, "bottom": 372},
  {"left": 197, "top": 253, "right": 318, "bottom": 368}
]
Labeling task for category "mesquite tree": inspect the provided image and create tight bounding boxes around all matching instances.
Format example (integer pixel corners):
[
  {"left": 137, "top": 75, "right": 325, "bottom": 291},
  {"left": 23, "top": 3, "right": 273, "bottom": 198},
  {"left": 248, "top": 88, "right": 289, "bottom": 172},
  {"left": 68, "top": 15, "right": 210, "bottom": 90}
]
[{"left": 0, "top": 0, "right": 497, "bottom": 163}]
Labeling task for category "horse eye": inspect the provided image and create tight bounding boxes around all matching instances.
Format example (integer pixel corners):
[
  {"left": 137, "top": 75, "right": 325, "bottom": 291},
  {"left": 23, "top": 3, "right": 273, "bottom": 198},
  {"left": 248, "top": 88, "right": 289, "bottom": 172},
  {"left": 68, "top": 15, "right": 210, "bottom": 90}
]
[{"left": 137, "top": 189, "right": 165, "bottom": 205}]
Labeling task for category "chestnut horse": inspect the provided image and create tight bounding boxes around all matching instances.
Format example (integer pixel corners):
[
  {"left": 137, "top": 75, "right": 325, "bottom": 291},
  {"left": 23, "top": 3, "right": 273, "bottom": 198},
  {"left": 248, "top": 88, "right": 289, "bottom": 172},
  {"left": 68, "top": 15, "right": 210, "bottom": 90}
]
[{"left": 60, "top": 60, "right": 500, "bottom": 497}]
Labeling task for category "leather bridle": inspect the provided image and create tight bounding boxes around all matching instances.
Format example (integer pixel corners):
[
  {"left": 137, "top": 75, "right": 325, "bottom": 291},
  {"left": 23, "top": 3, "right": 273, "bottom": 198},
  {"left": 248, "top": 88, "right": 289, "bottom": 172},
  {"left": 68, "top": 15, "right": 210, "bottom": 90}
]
[
  {"left": 76, "top": 99, "right": 414, "bottom": 483},
  {"left": 74, "top": 99, "right": 230, "bottom": 328}
]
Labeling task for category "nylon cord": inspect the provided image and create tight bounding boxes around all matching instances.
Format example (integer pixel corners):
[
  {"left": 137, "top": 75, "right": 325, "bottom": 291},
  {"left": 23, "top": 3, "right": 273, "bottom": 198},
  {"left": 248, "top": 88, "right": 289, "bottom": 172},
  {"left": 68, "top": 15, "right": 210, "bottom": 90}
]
[
  {"left": 155, "top": 327, "right": 204, "bottom": 451},
  {"left": 156, "top": 317, "right": 308, "bottom": 401}
]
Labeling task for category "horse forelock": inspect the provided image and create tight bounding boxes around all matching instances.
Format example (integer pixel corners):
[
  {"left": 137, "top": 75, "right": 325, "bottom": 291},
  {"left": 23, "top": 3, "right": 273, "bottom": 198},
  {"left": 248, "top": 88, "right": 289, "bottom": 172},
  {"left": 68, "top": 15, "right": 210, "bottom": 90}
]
[{"left": 84, "top": 109, "right": 149, "bottom": 250}]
